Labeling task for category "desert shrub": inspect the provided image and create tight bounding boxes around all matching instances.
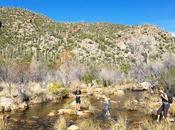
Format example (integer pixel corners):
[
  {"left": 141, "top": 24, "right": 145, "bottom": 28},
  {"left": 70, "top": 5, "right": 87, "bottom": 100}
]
[
  {"left": 118, "top": 63, "right": 130, "bottom": 74},
  {"left": 59, "top": 87, "right": 69, "bottom": 97},
  {"left": 48, "top": 82, "right": 69, "bottom": 97},
  {"left": 102, "top": 79, "right": 112, "bottom": 87},
  {"left": 81, "top": 73, "right": 96, "bottom": 84}
]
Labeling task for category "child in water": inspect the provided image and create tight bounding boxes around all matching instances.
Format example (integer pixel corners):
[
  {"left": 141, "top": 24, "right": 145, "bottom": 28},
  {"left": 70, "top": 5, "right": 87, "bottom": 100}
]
[{"left": 104, "top": 97, "right": 111, "bottom": 119}]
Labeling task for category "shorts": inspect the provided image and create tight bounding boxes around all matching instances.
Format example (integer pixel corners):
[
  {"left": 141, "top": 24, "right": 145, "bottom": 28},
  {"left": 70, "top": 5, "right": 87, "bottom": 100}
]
[
  {"left": 157, "top": 103, "right": 170, "bottom": 118},
  {"left": 76, "top": 96, "right": 81, "bottom": 104}
]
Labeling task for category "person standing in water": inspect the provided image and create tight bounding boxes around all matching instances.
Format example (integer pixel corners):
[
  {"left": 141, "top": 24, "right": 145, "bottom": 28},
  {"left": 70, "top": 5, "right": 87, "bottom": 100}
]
[
  {"left": 104, "top": 97, "right": 111, "bottom": 119},
  {"left": 157, "top": 89, "right": 170, "bottom": 122},
  {"left": 75, "top": 87, "right": 81, "bottom": 111}
]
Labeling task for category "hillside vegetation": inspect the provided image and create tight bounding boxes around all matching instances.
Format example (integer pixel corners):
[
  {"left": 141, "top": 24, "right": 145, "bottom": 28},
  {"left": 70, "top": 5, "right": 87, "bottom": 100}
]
[{"left": 0, "top": 7, "right": 175, "bottom": 92}]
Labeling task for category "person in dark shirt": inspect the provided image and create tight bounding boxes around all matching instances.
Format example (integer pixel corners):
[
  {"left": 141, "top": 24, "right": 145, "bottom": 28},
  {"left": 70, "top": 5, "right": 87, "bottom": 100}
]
[
  {"left": 157, "top": 89, "right": 170, "bottom": 122},
  {"left": 75, "top": 87, "right": 81, "bottom": 111}
]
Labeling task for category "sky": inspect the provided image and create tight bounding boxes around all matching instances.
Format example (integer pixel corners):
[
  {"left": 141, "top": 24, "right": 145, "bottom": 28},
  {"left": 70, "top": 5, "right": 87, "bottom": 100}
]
[{"left": 0, "top": 0, "right": 175, "bottom": 34}]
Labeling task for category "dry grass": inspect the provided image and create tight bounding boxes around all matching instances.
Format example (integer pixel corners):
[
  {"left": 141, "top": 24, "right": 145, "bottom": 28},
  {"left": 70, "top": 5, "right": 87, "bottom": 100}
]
[
  {"left": 143, "top": 100, "right": 161, "bottom": 115},
  {"left": 0, "top": 119, "right": 9, "bottom": 130},
  {"left": 54, "top": 115, "right": 67, "bottom": 130},
  {"left": 170, "top": 102, "right": 175, "bottom": 116},
  {"left": 78, "top": 119, "right": 102, "bottom": 130},
  {"left": 110, "top": 116, "right": 127, "bottom": 130},
  {"left": 140, "top": 119, "right": 172, "bottom": 130}
]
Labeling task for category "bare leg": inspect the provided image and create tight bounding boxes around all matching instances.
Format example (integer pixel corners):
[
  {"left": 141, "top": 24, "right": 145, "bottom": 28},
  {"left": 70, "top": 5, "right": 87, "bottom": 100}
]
[
  {"left": 78, "top": 104, "right": 80, "bottom": 110},
  {"left": 157, "top": 115, "right": 160, "bottom": 122}
]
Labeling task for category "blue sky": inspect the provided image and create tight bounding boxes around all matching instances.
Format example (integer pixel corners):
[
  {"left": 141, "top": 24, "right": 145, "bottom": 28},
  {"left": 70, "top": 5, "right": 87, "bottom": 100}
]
[{"left": 0, "top": 0, "right": 175, "bottom": 34}]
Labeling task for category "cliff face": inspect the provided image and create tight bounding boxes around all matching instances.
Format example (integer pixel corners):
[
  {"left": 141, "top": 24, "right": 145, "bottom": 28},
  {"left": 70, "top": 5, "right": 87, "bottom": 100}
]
[{"left": 0, "top": 7, "right": 175, "bottom": 67}]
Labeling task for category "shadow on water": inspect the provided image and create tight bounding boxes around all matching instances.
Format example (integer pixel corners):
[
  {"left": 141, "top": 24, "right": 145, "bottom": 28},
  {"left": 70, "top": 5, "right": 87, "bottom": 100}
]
[
  {"left": 8, "top": 102, "right": 64, "bottom": 130},
  {"left": 5, "top": 91, "right": 152, "bottom": 130}
]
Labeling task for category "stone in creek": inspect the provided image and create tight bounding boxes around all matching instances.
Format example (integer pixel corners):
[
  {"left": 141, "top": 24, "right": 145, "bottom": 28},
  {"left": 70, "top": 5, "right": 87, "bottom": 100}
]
[
  {"left": 0, "top": 98, "right": 14, "bottom": 112},
  {"left": 48, "top": 111, "right": 57, "bottom": 117},
  {"left": 58, "top": 109, "right": 77, "bottom": 115},
  {"left": 113, "top": 90, "right": 125, "bottom": 96},
  {"left": 67, "top": 125, "right": 79, "bottom": 130},
  {"left": 77, "top": 110, "right": 93, "bottom": 118}
]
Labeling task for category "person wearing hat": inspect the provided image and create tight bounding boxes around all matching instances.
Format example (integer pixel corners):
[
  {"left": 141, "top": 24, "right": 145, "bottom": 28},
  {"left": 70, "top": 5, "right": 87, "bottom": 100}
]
[{"left": 157, "top": 89, "right": 170, "bottom": 122}]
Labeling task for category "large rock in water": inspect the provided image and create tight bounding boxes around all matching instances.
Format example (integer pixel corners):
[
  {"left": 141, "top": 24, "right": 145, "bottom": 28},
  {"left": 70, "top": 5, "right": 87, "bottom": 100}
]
[
  {"left": 0, "top": 98, "right": 15, "bottom": 112},
  {"left": 67, "top": 125, "right": 79, "bottom": 130},
  {"left": 77, "top": 110, "right": 93, "bottom": 118},
  {"left": 113, "top": 90, "right": 125, "bottom": 96},
  {"left": 58, "top": 109, "right": 77, "bottom": 115}
]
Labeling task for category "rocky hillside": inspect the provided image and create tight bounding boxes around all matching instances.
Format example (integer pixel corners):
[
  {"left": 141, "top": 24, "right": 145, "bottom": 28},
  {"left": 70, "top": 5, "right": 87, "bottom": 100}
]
[{"left": 0, "top": 7, "right": 175, "bottom": 69}]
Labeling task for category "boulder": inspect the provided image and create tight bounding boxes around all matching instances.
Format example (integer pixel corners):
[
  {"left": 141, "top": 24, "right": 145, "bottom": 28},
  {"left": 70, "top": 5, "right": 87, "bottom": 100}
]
[
  {"left": 113, "top": 90, "right": 125, "bottom": 96},
  {"left": 11, "top": 89, "right": 21, "bottom": 98},
  {"left": 67, "top": 125, "right": 79, "bottom": 130},
  {"left": 58, "top": 109, "right": 77, "bottom": 115},
  {"left": 128, "top": 82, "right": 152, "bottom": 91},
  {"left": 4, "top": 106, "right": 11, "bottom": 112},
  {"left": 139, "top": 82, "right": 152, "bottom": 90},
  {"left": 77, "top": 110, "right": 93, "bottom": 118},
  {"left": 48, "top": 111, "right": 57, "bottom": 117},
  {"left": 93, "top": 88, "right": 103, "bottom": 93},
  {"left": 19, "top": 102, "right": 28, "bottom": 110},
  {"left": 0, "top": 98, "right": 15, "bottom": 112}
]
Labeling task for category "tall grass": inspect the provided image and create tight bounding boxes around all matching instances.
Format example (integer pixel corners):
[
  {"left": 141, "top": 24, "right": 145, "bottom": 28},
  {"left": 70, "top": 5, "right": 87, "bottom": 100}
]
[
  {"left": 78, "top": 119, "right": 102, "bottom": 130},
  {"left": 141, "top": 120, "right": 171, "bottom": 130},
  {"left": 54, "top": 115, "right": 67, "bottom": 130},
  {"left": 110, "top": 116, "right": 127, "bottom": 130},
  {"left": 0, "top": 119, "right": 9, "bottom": 130}
]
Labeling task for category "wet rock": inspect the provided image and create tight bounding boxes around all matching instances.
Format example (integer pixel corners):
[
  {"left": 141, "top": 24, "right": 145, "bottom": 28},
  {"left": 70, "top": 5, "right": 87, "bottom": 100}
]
[
  {"left": 48, "top": 111, "right": 57, "bottom": 117},
  {"left": 19, "top": 102, "right": 28, "bottom": 110},
  {"left": 113, "top": 90, "right": 125, "bottom": 96},
  {"left": 0, "top": 98, "right": 16, "bottom": 112},
  {"left": 77, "top": 110, "right": 93, "bottom": 118},
  {"left": 10, "top": 117, "right": 19, "bottom": 122},
  {"left": 67, "top": 125, "right": 79, "bottom": 130},
  {"left": 30, "top": 96, "right": 45, "bottom": 104},
  {"left": 58, "top": 109, "right": 77, "bottom": 115}
]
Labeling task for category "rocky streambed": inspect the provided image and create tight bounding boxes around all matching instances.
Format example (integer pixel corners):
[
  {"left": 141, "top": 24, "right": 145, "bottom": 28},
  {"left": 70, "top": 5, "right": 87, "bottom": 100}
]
[
  {"left": 0, "top": 91, "right": 162, "bottom": 130},
  {"left": 0, "top": 83, "right": 175, "bottom": 130}
]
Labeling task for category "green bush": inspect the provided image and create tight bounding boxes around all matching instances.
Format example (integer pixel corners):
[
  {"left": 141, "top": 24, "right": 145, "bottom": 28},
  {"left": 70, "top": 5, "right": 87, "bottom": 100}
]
[
  {"left": 102, "top": 79, "right": 112, "bottom": 87},
  {"left": 59, "top": 87, "right": 69, "bottom": 97},
  {"left": 118, "top": 63, "right": 130, "bottom": 74},
  {"left": 81, "top": 73, "right": 96, "bottom": 84},
  {"left": 48, "top": 82, "right": 69, "bottom": 97}
]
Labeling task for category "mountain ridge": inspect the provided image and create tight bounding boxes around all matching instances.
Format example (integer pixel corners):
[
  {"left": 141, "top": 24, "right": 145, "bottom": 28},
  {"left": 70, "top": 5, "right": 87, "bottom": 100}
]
[{"left": 0, "top": 7, "right": 175, "bottom": 69}]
